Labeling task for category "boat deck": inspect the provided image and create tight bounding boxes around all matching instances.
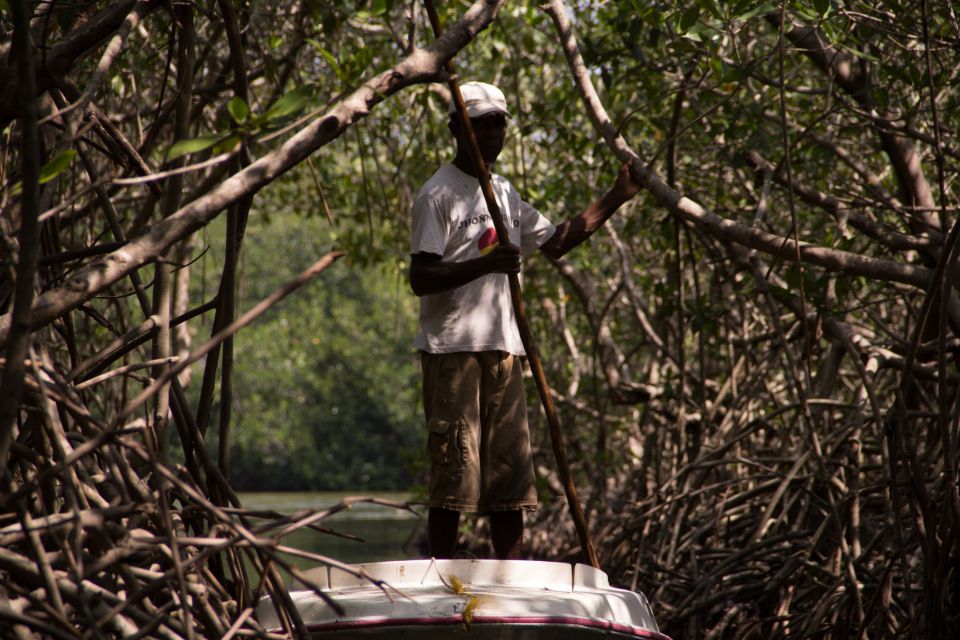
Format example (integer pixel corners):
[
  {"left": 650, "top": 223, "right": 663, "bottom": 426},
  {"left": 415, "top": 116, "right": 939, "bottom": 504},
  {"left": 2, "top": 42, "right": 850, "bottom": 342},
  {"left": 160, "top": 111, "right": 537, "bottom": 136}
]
[{"left": 257, "top": 559, "right": 669, "bottom": 639}]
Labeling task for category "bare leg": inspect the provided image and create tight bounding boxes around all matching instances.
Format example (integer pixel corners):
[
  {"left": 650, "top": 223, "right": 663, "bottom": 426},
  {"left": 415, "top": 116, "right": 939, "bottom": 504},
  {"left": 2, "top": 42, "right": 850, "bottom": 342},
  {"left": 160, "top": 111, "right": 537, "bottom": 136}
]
[
  {"left": 428, "top": 507, "right": 460, "bottom": 559},
  {"left": 490, "top": 510, "right": 523, "bottom": 559}
]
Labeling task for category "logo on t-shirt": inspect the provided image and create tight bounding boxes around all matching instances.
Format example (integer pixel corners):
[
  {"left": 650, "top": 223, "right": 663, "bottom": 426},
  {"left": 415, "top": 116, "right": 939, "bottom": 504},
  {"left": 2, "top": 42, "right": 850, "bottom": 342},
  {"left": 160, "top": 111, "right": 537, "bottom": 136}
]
[{"left": 478, "top": 227, "right": 498, "bottom": 255}]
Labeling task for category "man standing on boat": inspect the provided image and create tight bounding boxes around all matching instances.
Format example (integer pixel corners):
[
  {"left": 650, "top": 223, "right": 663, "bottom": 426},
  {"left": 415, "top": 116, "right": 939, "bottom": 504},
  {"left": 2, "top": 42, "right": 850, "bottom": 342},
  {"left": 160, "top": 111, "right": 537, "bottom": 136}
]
[{"left": 409, "top": 81, "right": 640, "bottom": 559}]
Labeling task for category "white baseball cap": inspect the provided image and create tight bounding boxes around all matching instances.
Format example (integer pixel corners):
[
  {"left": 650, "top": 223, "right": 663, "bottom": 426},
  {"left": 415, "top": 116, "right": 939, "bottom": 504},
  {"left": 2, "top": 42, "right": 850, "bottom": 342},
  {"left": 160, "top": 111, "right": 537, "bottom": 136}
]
[{"left": 450, "top": 81, "right": 511, "bottom": 119}]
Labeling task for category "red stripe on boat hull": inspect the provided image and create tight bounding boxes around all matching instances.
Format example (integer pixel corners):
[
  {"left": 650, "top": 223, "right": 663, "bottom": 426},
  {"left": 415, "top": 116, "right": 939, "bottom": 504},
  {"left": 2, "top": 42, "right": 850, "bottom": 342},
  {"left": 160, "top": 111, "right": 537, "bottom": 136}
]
[{"left": 302, "top": 614, "right": 672, "bottom": 639}]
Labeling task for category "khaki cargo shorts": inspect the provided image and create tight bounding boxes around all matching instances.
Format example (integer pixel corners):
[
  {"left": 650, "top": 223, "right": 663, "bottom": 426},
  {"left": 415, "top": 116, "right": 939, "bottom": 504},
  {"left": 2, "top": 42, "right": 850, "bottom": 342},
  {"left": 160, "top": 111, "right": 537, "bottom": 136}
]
[{"left": 420, "top": 350, "right": 538, "bottom": 513}]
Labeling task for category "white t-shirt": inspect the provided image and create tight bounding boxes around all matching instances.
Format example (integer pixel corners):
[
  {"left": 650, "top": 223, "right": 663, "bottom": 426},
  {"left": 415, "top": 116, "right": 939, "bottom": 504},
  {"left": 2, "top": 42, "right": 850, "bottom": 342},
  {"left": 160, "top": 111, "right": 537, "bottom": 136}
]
[{"left": 410, "top": 163, "right": 556, "bottom": 355}]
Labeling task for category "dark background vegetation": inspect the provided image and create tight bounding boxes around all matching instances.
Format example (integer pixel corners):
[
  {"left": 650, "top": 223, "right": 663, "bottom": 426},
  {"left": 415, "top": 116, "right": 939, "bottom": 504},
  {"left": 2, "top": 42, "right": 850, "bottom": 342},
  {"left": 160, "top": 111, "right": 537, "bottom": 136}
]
[{"left": 192, "top": 215, "right": 423, "bottom": 492}]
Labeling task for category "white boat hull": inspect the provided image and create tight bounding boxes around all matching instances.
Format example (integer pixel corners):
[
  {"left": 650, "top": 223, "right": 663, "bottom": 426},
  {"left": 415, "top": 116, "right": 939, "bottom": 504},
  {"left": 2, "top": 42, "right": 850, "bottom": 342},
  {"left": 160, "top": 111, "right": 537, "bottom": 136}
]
[{"left": 256, "top": 559, "right": 670, "bottom": 639}]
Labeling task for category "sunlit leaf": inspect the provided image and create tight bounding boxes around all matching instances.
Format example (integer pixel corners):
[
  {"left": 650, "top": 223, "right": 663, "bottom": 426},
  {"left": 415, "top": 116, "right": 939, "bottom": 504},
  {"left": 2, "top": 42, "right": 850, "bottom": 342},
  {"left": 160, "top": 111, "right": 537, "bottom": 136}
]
[
  {"left": 228, "top": 96, "right": 249, "bottom": 124},
  {"left": 683, "top": 21, "right": 720, "bottom": 43},
  {"left": 732, "top": 1, "right": 778, "bottom": 22},
  {"left": 39, "top": 150, "right": 78, "bottom": 184},
  {"left": 263, "top": 84, "right": 314, "bottom": 122},
  {"left": 307, "top": 39, "right": 344, "bottom": 80},
  {"left": 165, "top": 134, "right": 223, "bottom": 161}
]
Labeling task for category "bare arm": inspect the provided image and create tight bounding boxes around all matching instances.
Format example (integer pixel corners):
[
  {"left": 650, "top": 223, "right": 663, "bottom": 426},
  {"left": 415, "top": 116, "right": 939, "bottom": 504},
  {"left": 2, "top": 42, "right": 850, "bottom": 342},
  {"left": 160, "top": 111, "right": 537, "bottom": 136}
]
[
  {"left": 409, "top": 245, "right": 521, "bottom": 297},
  {"left": 539, "top": 163, "right": 640, "bottom": 260}
]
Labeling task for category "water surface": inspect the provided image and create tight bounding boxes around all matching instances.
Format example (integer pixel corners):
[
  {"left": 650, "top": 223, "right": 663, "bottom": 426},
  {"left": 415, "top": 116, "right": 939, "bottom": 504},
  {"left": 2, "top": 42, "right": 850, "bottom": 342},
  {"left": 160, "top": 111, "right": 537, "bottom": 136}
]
[{"left": 238, "top": 491, "right": 425, "bottom": 576}]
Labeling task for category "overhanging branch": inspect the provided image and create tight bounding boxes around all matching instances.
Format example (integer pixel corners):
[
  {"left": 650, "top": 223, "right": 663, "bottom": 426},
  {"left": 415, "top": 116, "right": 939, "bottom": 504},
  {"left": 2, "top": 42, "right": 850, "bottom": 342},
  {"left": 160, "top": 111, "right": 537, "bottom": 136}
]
[
  {"left": 542, "top": 0, "right": 933, "bottom": 294},
  {"left": 0, "top": 0, "right": 507, "bottom": 347}
]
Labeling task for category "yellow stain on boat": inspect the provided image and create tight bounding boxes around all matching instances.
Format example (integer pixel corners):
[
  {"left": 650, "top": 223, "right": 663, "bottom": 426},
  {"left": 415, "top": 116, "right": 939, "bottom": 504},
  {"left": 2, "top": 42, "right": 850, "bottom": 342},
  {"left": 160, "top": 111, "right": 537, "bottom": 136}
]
[
  {"left": 445, "top": 574, "right": 483, "bottom": 630},
  {"left": 462, "top": 593, "right": 481, "bottom": 628},
  {"left": 449, "top": 574, "right": 466, "bottom": 595}
]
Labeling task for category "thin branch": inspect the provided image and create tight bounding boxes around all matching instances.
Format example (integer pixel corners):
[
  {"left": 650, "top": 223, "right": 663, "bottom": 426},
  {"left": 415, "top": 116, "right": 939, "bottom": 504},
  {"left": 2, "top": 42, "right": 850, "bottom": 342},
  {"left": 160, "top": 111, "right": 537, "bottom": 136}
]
[
  {"left": 0, "top": 0, "right": 43, "bottom": 471},
  {"left": 118, "top": 251, "right": 346, "bottom": 422}
]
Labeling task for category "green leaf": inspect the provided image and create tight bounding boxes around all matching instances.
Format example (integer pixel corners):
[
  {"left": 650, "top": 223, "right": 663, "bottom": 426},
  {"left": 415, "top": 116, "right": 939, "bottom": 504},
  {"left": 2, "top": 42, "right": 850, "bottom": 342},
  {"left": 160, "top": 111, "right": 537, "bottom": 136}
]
[
  {"left": 263, "top": 85, "right": 314, "bottom": 123},
  {"left": 683, "top": 21, "right": 720, "bottom": 43},
  {"left": 213, "top": 135, "right": 242, "bottom": 155},
  {"left": 7, "top": 149, "right": 78, "bottom": 195},
  {"left": 678, "top": 6, "right": 700, "bottom": 33},
  {"left": 792, "top": 6, "right": 816, "bottom": 21},
  {"left": 838, "top": 44, "right": 880, "bottom": 64},
  {"left": 228, "top": 96, "right": 249, "bottom": 124},
  {"left": 813, "top": 0, "right": 831, "bottom": 18},
  {"left": 306, "top": 39, "right": 344, "bottom": 81},
  {"left": 39, "top": 150, "right": 77, "bottom": 184},
  {"left": 732, "top": 1, "right": 778, "bottom": 22},
  {"left": 699, "top": 0, "right": 723, "bottom": 21},
  {"left": 165, "top": 134, "right": 223, "bottom": 161}
]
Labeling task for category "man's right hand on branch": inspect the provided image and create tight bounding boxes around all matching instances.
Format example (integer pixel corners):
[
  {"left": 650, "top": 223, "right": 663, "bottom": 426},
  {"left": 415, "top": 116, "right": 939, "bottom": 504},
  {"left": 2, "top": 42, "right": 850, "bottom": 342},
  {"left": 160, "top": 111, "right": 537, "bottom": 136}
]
[
  {"left": 410, "top": 243, "right": 521, "bottom": 297},
  {"left": 482, "top": 243, "right": 521, "bottom": 275}
]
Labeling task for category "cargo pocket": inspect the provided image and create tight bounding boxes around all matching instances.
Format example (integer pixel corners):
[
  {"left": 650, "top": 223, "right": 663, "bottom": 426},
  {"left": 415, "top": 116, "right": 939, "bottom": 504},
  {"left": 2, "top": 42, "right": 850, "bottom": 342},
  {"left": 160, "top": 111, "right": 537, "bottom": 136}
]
[{"left": 427, "top": 417, "right": 465, "bottom": 478}]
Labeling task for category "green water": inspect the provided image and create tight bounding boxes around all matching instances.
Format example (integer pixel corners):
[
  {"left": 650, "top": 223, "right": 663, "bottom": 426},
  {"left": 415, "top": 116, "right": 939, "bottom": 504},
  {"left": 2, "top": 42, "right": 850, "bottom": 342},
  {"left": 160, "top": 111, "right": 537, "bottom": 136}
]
[{"left": 238, "top": 492, "right": 426, "bottom": 573}]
